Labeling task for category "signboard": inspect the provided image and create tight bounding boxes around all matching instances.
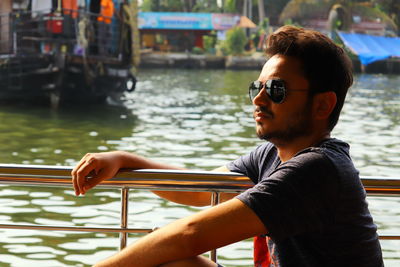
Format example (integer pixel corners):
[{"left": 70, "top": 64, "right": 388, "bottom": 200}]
[
  {"left": 211, "top": 13, "right": 240, "bottom": 30},
  {"left": 138, "top": 12, "right": 213, "bottom": 30},
  {"left": 138, "top": 12, "right": 243, "bottom": 31}
]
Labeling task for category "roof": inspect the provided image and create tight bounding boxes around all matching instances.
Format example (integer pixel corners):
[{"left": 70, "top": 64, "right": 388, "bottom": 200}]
[
  {"left": 338, "top": 32, "right": 400, "bottom": 65},
  {"left": 238, "top": 16, "right": 257, "bottom": 28}
]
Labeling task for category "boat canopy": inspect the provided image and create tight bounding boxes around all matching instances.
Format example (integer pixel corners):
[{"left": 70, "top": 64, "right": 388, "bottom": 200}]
[{"left": 338, "top": 32, "right": 400, "bottom": 65}]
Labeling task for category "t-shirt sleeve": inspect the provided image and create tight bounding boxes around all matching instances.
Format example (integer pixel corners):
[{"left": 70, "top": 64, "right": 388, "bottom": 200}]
[
  {"left": 236, "top": 151, "right": 339, "bottom": 242},
  {"left": 226, "top": 143, "right": 275, "bottom": 184}
]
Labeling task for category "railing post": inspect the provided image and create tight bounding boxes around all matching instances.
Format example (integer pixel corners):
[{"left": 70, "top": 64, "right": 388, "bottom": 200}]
[
  {"left": 120, "top": 187, "right": 129, "bottom": 250},
  {"left": 210, "top": 192, "right": 220, "bottom": 263}
]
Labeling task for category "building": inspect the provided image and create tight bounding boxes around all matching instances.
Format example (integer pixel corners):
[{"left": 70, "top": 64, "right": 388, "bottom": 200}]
[{"left": 138, "top": 12, "right": 255, "bottom": 52}]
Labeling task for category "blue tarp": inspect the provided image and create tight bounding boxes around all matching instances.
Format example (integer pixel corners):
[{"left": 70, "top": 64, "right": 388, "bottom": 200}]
[{"left": 338, "top": 32, "right": 400, "bottom": 65}]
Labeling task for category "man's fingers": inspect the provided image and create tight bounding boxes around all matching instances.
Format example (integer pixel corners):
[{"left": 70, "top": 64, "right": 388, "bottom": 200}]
[
  {"left": 72, "top": 154, "right": 94, "bottom": 195},
  {"left": 71, "top": 153, "right": 92, "bottom": 177},
  {"left": 72, "top": 173, "right": 79, "bottom": 196},
  {"left": 83, "top": 168, "right": 114, "bottom": 193},
  {"left": 71, "top": 152, "right": 120, "bottom": 196},
  {"left": 74, "top": 158, "right": 97, "bottom": 195}
]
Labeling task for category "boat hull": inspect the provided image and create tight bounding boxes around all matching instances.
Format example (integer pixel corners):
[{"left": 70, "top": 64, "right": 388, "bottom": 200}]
[{"left": 0, "top": 54, "right": 136, "bottom": 106}]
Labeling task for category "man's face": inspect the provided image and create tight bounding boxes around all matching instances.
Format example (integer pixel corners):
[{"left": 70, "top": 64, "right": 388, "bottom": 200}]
[{"left": 252, "top": 54, "right": 313, "bottom": 145}]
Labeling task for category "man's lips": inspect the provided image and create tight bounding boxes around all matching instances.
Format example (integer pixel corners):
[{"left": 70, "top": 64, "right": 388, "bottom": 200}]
[{"left": 254, "top": 107, "right": 273, "bottom": 122}]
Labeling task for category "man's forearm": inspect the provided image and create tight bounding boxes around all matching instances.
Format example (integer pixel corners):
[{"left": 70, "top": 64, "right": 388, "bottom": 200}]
[
  {"left": 116, "top": 151, "right": 185, "bottom": 170},
  {"left": 94, "top": 198, "right": 267, "bottom": 267}
]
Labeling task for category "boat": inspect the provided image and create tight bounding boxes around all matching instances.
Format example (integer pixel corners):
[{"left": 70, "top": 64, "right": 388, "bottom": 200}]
[{"left": 0, "top": 0, "right": 139, "bottom": 108}]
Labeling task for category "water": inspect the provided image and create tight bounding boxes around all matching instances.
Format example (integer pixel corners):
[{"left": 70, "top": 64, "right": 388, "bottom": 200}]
[{"left": 0, "top": 69, "right": 399, "bottom": 266}]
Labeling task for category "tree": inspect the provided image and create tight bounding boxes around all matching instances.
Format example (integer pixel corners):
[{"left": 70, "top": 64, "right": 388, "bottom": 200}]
[
  {"left": 140, "top": 0, "right": 184, "bottom": 12},
  {"left": 223, "top": 0, "right": 243, "bottom": 13},
  {"left": 258, "top": 0, "right": 265, "bottom": 24},
  {"left": 225, "top": 26, "right": 247, "bottom": 55},
  {"left": 182, "top": 0, "right": 196, "bottom": 12},
  {"left": 374, "top": 0, "right": 400, "bottom": 34},
  {"left": 192, "top": 0, "right": 220, "bottom": 12},
  {"left": 279, "top": 0, "right": 397, "bottom": 33}
]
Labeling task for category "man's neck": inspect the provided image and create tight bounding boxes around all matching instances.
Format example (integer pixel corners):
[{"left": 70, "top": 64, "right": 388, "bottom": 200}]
[{"left": 274, "top": 132, "right": 331, "bottom": 163}]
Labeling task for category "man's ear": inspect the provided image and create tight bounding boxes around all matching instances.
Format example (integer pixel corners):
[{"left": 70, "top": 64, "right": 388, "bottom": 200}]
[{"left": 313, "top": 92, "right": 337, "bottom": 120}]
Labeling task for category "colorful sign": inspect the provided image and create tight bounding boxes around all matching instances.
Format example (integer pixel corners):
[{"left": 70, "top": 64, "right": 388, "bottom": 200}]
[
  {"left": 138, "top": 12, "right": 213, "bottom": 30},
  {"left": 211, "top": 13, "right": 240, "bottom": 30},
  {"left": 138, "top": 12, "right": 242, "bottom": 30}
]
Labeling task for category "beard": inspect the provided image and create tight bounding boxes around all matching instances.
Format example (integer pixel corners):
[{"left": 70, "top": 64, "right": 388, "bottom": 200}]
[{"left": 256, "top": 100, "right": 313, "bottom": 144}]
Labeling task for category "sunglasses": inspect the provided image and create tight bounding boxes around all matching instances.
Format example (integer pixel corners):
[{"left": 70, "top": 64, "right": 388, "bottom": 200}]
[{"left": 249, "top": 79, "right": 308, "bottom": 104}]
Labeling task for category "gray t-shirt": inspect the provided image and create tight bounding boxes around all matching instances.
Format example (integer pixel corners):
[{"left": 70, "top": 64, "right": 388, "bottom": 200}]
[{"left": 228, "top": 138, "right": 383, "bottom": 267}]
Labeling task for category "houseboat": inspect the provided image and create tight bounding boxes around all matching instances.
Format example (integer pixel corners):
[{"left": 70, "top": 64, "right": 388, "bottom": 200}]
[{"left": 0, "top": 0, "right": 139, "bottom": 107}]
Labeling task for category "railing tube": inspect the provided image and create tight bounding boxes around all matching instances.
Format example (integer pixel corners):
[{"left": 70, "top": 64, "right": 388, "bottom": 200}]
[
  {"left": 210, "top": 192, "right": 220, "bottom": 263},
  {"left": 120, "top": 187, "right": 129, "bottom": 250}
]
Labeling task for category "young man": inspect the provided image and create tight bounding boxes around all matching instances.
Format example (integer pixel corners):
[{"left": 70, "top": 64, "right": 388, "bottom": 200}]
[{"left": 72, "top": 26, "right": 383, "bottom": 266}]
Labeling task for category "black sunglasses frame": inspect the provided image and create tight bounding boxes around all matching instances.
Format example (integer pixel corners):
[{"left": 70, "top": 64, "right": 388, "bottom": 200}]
[{"left": 249, "top": 79, "right": 308, "bottom": 104}]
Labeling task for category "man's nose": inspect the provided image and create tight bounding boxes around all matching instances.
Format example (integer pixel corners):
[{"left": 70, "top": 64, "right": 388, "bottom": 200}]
[{"left": 253, "top": 87, "right": 270, "bottom": 106}]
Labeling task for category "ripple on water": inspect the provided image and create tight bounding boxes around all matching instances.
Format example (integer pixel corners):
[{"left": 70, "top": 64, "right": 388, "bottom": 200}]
[
  {"left": 0, "top": 189, "right": 28, "bottom": 196},
  {"left": 0, "top": 255, "right": 63, "bottom": 267}
]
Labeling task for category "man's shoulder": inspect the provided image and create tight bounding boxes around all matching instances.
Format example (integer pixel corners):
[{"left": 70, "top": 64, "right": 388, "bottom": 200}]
[
  {"left": 277, "top": 138, "right": 349, "bottom": 174},
  {"left": 245, "top": 142, "right": 278, "bottom": 163},
  {"left": 254, "top": 142, "right": 276, "bottom": 152},
  {"left": 284, "top": 138, "right": 358, "bottom": 181},
  {"left": 294, "top": 138, "right": 351, "bottom": 162}
]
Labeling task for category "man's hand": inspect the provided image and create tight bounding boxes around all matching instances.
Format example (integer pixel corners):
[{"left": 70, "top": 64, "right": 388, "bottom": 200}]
[
  {"left": 71, "top": 151, "right": 123, "bottom": 196},
  {"left": 71, "top": 151, "right": 186, "bottom": 197}
]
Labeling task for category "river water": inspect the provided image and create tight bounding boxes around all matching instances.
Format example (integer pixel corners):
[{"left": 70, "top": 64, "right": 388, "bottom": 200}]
[{"left": 0, "top": 69, "right": 399, "bottom": 266}]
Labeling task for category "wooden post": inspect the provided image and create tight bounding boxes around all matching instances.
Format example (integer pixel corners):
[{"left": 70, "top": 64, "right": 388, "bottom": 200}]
[
  {"left": 129, "top": 0, "right": 140, "bottom": 70},
  {"left": 0, "top": 0, "right": 12, "bottom": 54}
]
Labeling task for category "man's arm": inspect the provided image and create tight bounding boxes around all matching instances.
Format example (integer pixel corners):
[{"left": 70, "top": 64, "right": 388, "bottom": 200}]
[
  {"left": 72, "top": 152, "right": 241, "bottom": 206},
  {"left": 71, "top": 151, "right": 186, "bottom": 196},
  {"left": 152, "top": 165, "right": 240, "bottom": 206},
  {"left": 94, "top": 198, "right": 267, "bottom": 267}
]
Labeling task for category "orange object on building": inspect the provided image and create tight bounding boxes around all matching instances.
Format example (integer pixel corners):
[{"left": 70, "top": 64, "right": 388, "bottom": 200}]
[
  {"left": 97, "top": 0, "right": 114, "bottom": 24},
  {"left": 62, "top": 0, "right": 78, "bottom": 18}
]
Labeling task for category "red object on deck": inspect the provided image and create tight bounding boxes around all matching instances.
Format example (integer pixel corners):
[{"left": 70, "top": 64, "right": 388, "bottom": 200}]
[
  {"left": 46, "top": 14, "right": 63, "bottom": 34},
  {"left": 254, "top": 235, "right": 272, "bottom": 267}
]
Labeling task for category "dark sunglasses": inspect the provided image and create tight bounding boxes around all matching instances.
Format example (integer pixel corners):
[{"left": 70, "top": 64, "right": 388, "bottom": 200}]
[{"left": 249, "top": 79, "right": 308, "bottom": 104}]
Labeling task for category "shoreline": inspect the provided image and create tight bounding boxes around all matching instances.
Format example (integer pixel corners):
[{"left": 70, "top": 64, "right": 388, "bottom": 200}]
[{"left": 140, "top": 52, "right": 400, "bottom": 74}]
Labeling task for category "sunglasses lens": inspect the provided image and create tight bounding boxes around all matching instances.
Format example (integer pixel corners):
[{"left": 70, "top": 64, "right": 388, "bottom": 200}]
[
  {"left": 267, "top": 80, "right": 286, "bottom": 103},
  {"left": 249, "top": 79, "right": 286, "bottom": 103},
  {"left": 249, "top": 81, "right": 263, "bottom": 101}
]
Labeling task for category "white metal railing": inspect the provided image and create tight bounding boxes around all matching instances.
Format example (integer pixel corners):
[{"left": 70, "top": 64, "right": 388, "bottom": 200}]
[{"left": 0, "top": 163, "right": 399, "bottom": 263}]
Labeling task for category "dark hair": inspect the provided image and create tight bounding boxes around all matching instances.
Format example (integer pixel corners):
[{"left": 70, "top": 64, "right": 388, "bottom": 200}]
[{"left": 265, "top": 25, "right": 353, "bottom": 131}]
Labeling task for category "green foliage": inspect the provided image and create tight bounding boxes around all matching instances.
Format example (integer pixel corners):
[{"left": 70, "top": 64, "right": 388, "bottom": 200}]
[
  {"left": 264, "top": 0, "right": 291, "bottom": 23},
  {"left": 259, "top": 18, "right": 270, "bottom": 30},
  {"left": 283, "top": 18, "right": 302, "bottom": 27},
  {"left": 161, "top": 0, "right": 184, "bottom": 11},
  {"left": 215, "top": 41, "right": 229, "bottom": 56},
  {"left": 141, "top": 0, "right": 222, "bottom": 13},
  {"left": 141, "top": 0, "right": 184, "bottom": 12},
  {"left": 192, "top": 0, "right": 221, "bottom": 12},
  {"left": 191, "top": 46, "right": 204, "bottom": 54},
  {"left": 224, "top": 26, "right": 247, "bottom": 55},
  {"left": 224, "top": 0, "right": 239, "bottom": 13},
  {"left": 140, "top": 0, "right": 153, "bottom": 11},
  {"left": 279, "top": 0, "right": 333, "bottom": 24},
  {"left": 203, "top": 33, "right": 217, "bottom": 53},
  {"left": 353, "top": 3, "right": 398, "bottom": 31}
]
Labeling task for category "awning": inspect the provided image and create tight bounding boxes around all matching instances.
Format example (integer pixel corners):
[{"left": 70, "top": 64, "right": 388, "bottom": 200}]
[{"left": 338, "top": 32, "right": 400, "bottom": 65}]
